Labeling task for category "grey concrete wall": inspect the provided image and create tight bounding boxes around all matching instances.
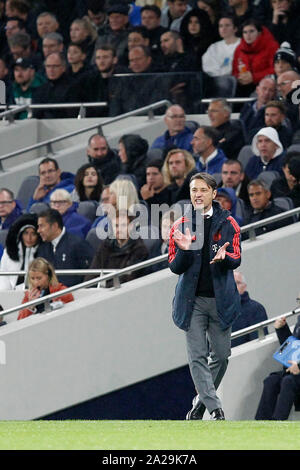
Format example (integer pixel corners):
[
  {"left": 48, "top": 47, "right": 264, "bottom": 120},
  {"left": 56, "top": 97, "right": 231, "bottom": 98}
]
[{"left": 0, "top": 221, "right": 299, "bottom": 420}]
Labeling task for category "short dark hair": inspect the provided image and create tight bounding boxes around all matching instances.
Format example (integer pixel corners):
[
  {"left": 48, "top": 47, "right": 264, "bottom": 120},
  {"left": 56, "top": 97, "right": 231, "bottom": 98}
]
[
  {"left": 242, "top": 18, "right": 262, "bottom": 33},
  {"left": 222, "top": 159, "right": 244, "bottom": 171},
  {"left": 146, "top": 159, "right": 163, "bottom": 171},
  {"left": 129, "top": 25, "right": 150, "bottom": 39},
  {"left": 265, "top": 100, "right": 286, "bottom": 114},
  {"left": 199, "top": 125, "right": 221, "bottom": 148},
  {"left": 95, "top": 43, "right": 117, "bottom": 57},
  {"left": 190, "top": 172, "right": 217, "bottom": 190},
  {"left": 283, "top": 150, "right": 300, "bottom": 167},
  {"left": 39, "top": 157, "right": 59, "bottom": 171},
  {"left": 38, "top": 208, "right": 63, "bottom": 230},
  {"left": 141, "top": 5, "right": 161, "bottom": 18},
  {"left": 247, "top": 179, "right": 269, "bottom": 192}
]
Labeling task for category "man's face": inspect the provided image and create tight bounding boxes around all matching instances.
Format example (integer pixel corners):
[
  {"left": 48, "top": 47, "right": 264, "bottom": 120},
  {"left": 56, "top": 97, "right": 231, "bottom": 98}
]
[
  {"left": 37, "top": 15, "right": 58, "bottom": 38},
  {"left": 114, "top": 215, "right": 130, "bottom": 241},
  {"left": 0, "top": 191, "right": 16, "bottom": 218},
  {"left": 50, "top": 196, "right": 71, "bottom": 215},
  {"left": 95, "top": 49, "right": 116, "bottom": 73},
  {"left": 45, "top": 54, "right": 65, "bottom": 80},
  {"left": 277, "top": 73, "right": 294, "bottom": 98},
  {"left": 39, "top": 161, "right": 61, "bottom": 188},
  {"left": 208, "top": 101, "right": 229, "bottom": 127},
  {"left": 248, "top": 184, "right": 270, "bottom": 210},
  {"left": 87, "top": 9, "right": 106, "bottom": 27},
  {"left": 10, "top": 46, "right": 29, "bottom": 61},
  {"left": 168, "top": 0, "right": 188, "bottom": 19},
  {"left": 43, "top": 38, "right": 63, "bottom": 58},
  {"left": 5, "top": 19, "right": 22, "bottom": 38},
  {"left": 221, "top": 162, "right": 244, "bottom": 188},
  {"left": 164, "top": 105, "right": 186, "bottom": 134},
  {"left": 264, "top": 107, "right": 284, "bottom": 128},
  {"left": 141, "top": 10, "right": 160, "bottom": 30},
  {"left": 218, "top": 17, "right": 236, "bottom": 40},
  {"left": 256, "top": 135, "right": 278, "bottom": 161},
  {"left": 191, "top": 128, "right": 211, "bottom": 154},
  {"left": 256, "top": 79, "right": 276, "bottom": 105},
  {"left": 37, "top": 217, "right": 57, "bottom": 242},
  {"left": 129, "top": 47, "right": 151, "bottom": 73},
  {"left": 190, "top": 178, "right": 216, "bottom": 211},
  {"left": 234, "top": 271, "right": 247, "bottom": 295},
  {"left": 146, "top": 166, "right": 164, "bottom": 190},
  {"left": 128, "top": 32, "right": 148, "bottom": 51},
  {"left": 13, "top": 66, "right": 34, "bottom": 86},
  {"left": 160, "top": 32, "right": 177, "bottom": 55},
  {"left": 168, "top": 152, "right": 187, "bottom": 180},
  {"left": 87, "top": 135, "right": 109, "bottom": 159},
  {"left": 108, "top": 13, "right": 128, "bottom": 32}
]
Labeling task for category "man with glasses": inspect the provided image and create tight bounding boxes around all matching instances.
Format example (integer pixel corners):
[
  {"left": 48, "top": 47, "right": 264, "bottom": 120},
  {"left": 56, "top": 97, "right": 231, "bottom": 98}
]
[
  {"left": 0, "top": 188, "right": 23, "bottom": 230},
  {"left": 31, "top": 51, "right": 82, "bottom": 118},
  {"left": 26, "top": 157, "right": 75, "bottom": 212},
  {"left": 151, "top": 104, "right": 194, "bottom": 152},
  {"left": 277, "top": 69, "right": 300, "bottom": 132}
]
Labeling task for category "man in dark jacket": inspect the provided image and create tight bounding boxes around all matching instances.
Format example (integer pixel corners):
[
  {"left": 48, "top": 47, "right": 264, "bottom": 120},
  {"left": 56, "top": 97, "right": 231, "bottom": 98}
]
[
  {"left": 0, "top": 188, "right": 23, "bottom": 230},
  {"left": 86, "top": 134, "right": 120, "bottom": 185},
  {"left": 37, "top": 208, "right": 94, "bottom": 287},
  {"left": 169, "top": 172, "right": 241, "bottom": 420},
  {"left": 242, "top": 178, "right": 294, "bottom": 240},
  {"left": 32, "top": 51, "right": 82, "bottom": 119},
  {"left": 231, "top": 270, "right": 268, "bottom": 347}
]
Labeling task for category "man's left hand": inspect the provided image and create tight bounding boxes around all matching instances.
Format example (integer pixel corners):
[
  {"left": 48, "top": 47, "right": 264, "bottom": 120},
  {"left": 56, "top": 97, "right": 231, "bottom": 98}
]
[{"left": 210, "top": 242, "right": 230, "bottom": 264}]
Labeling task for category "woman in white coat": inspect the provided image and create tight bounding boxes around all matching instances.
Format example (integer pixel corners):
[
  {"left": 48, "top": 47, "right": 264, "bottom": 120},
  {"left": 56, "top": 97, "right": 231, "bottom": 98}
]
[{"left": 0, "top": 213, "right": 41, "bottom": 290}]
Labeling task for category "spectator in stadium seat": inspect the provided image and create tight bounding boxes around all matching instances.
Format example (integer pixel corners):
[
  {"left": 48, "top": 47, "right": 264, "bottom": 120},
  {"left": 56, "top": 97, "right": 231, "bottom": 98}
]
[
  {"left": 225, "top": 0, "right": 256, "bottom": 32},
  {"left": 36, "top": 11, "right": 60, "bottom": 54},
  {"left": 7, "top": 31, "right": 43, "bottom": 71},
  {"left": 239, "top": 76, "right": 276, "bottom": 136},
  {"left": 162, "top": 148, "right": 197, "bottom": 204},
  {"left": 86, "top": 0, "right": 107, "bottom": 33},
  {"left": 277, "top": 69, "right": 300, "bottom": 132},
  {"left": 71, "top": 163, "right": 104, "bottom": 203},
  {"left": 85, "top": 210, "right": 148, "bottom": 287},
  {"left": 270, "top": 151, "right": 300, "bottom": 201},
  {"left": 49, "top": 189, "right": 91, "bottom": 239},
  {"left": 255, "top": 314, "right": 300, "bottom": 420},
  {"left": 31, "top": 51, "right": 82, "bottom": 119},
  {"left": 231, "top": 270, "right": 268, "bottom": 347},
  {"left": 273, "top": 41, "right": 298, "bottom": 78},
  {"left": 232, "top": 18, "right": 279, "bottom": 97},
  {"left": 245, "top": 127, "right": 285, "bottom": 181},
  {"left": 151, "top": 104, "right": 194, "bottom": 153},
  {"left": 215, "top": 187, "right": 244, "bottom": 226},
  {"left": 219, "top": 159, "right": 250, "bottom": 206},
  {"left": 11, "top": 56, "right": 47, "bottom": 119},
  {"left": 160, "top": 0, "right": 192, "bottom": 32},
  {"left": 192, "top": 126, "right": 228, "bottom": 175},
  {"left": 0, "top": 188, "right": 23, "bottom": 230},
  {"left": 42, "top": 32, "right": 64, "bottom": 60},
  {"left": 179, "top": 8, "right": 217, "bottom": 68},
  {"left": 242, "top": 178, "right": 293, "bottom": 239},
  {"left": 92, "top": 2, "right": 132, "bottom": 64},
  {"left": 17, "top": 257, "right": 74, "bottom": 320},
  {"left": 201, "top": 14, "right": 240, "bottom": 78},
  {"left": 69, "top": 16, "right": 98, "bottom": 64},
  {"left": 5, "top": 0, "right": 38, "bottom": 39},
  {"left": 27, "top": 157, "right": 75, "bottom": 212},
  {"left": 0, "top": 213, "right": 41, "bottom": 291},
  {"left": 36, "top": 208, "right": 94, "bottom": 287},
  {"left": 108, "top": 45, "right": 166, "bottom": 116},
  {"left": 246, "top": 100, "right": 293, "bottom": 148},
  {"left": 141, "top": 5, "right": 167, "bottom": 61},
  {"left": 66, "top": 42, "right": 93, "bottom": 81},
  {"left": 140, "top": 159, "right": 170, "bottom": 207},
  {"left": 207, "top": 99, "right": 245, "bottom": 160},
  {"left": 86, "top": 134, "right": 121, "bottom": 185},
  {"left": 118, "top": 134, "right": 149, "bottom": 189}
]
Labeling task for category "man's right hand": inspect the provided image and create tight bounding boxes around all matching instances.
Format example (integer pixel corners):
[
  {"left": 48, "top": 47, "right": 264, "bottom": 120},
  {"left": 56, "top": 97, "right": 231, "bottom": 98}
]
[{"left": 173, "top": 227, "right": 192, "bottom": 250}]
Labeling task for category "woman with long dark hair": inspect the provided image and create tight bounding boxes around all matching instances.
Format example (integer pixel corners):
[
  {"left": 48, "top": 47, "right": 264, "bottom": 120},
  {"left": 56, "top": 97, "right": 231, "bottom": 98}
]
[{"left": 72, "top": 163, "right": 104, "bottom": 202}]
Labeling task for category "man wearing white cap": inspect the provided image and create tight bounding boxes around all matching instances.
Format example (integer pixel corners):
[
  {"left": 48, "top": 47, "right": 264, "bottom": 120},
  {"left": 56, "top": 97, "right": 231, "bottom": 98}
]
[{"left": 244, "top": 127, "right": 285, "bottom": 181}]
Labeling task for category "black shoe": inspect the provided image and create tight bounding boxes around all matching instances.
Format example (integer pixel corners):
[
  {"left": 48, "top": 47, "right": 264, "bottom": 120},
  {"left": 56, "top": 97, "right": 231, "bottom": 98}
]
[
  {"left": 186, "top": 395, "right": 205, "bottom": 420},
  {"left": 210, "top": 408, "right": 225, "bottom": 420}
]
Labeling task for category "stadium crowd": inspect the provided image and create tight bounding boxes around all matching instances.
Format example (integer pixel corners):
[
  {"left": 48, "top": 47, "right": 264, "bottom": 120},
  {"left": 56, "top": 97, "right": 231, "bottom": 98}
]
[{"left": 0, "top": 1, "right": 300, "bottom": 356}]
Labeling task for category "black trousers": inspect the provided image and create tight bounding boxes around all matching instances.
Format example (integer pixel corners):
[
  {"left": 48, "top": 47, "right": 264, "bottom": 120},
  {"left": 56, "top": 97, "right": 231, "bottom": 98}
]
[{"left": 255, "top": 370, "right": 300, "bottom": 420}]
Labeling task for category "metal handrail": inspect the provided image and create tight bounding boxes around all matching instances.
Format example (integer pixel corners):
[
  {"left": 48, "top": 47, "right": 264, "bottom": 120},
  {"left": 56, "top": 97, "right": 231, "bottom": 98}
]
[{"left": 0, "top": 100, "right": 171, "bottom": 167}]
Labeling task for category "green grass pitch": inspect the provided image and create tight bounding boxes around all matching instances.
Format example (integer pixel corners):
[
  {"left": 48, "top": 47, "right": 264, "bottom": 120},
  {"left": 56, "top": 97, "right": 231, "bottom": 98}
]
[{"left": 0, "top": 420, "right": 300, "bottom": 450}]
